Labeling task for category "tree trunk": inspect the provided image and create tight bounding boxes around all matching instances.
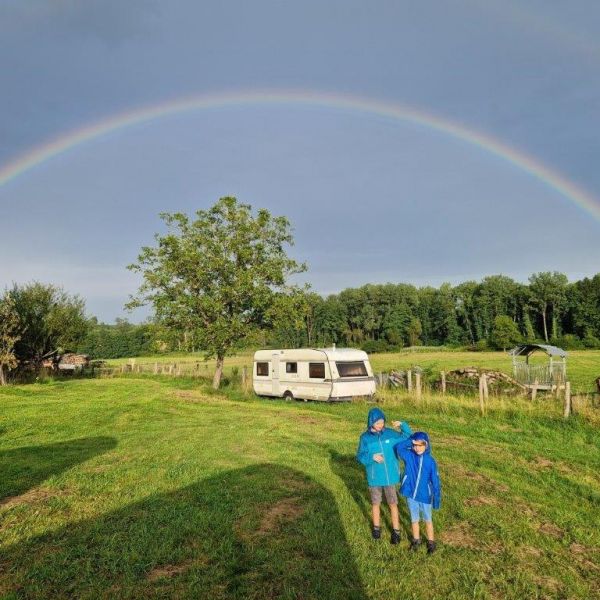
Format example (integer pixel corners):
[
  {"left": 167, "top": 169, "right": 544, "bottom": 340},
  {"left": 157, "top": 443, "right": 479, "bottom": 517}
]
[
  {"left": 212, "top": 354, "right": 224, "bottom": 389},
  {"left": 541, "top": 305, "right": 549, "bottom": 343},
  {"left": 0, "top": 365, "right": 6, "bottom": 386}
]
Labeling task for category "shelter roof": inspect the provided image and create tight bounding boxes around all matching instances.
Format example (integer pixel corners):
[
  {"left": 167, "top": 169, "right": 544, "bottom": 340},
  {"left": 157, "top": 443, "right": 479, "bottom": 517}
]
[{"left": 508, "top": 344, "right": 567, "bottom": 358}]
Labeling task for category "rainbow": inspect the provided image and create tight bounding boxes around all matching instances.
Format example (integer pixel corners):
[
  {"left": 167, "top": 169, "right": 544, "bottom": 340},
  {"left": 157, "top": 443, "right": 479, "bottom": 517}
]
[{"left": 1, "top": 89, "right": 599, "bottom": 222}]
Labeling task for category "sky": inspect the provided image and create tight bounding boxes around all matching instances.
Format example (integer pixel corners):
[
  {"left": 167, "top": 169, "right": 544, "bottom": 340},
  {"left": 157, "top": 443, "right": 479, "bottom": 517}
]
[{"left": 1, "top": 0, "right": 599, "bottom": 322}]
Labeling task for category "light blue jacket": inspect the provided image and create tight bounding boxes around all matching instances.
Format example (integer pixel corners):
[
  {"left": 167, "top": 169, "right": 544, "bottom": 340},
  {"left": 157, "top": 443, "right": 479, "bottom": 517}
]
[
  {"left": 356, "top": 407, "right": 412, "bottom": 487},
  {"left": 394, "top": 431, "right": 441, "bottom": 509}
]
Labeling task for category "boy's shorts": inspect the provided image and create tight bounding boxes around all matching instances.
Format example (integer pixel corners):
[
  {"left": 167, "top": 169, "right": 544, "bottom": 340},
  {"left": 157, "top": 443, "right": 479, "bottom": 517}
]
[
  {"left": 406, "top": 497, "right": 432, "bottom": 522},
  {"left": 369, "top": 485, "right": 398, "bottom": 505}
]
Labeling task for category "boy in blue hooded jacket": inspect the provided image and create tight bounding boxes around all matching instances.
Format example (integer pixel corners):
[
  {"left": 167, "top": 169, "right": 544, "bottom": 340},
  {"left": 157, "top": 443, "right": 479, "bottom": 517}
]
[
  {"left": 394, "top": 431, "right": 441, "bottom": 554},
  {"left": 356, "top": 407, "right": 412, "bottom": 544}
]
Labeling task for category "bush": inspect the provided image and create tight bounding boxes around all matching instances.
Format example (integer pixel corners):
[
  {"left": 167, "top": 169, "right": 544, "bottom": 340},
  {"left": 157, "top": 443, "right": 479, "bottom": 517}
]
[
  {"left": 551, "top": 335, "right": 583, "bottom": 350},
  {"left": 361, "top": 340, "right": 392, "bottom": 354}
]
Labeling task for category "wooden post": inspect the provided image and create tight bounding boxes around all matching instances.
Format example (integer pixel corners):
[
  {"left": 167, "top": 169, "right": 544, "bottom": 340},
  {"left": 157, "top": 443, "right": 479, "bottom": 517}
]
[
  {"left": 242, "top": 366, "right": 249, "bottom": 392},
  {"left": 441, "top": 371, "right": 446, "bottom": 395},
  {"left": 153, "top": 362, "right": 158, "bottom": 375},
  {"left": 378, "top": 372, "right": 383, "bottom": 388},
  {"left": 121, "top": 364, "right": 126, "bottom": 373},
  {"left": 478, "top": 374, "right": 486, "bottom": 416},
  {"left": 563, "top": 382, "right": 571, "bottom": 419},
  {"left": 482, "top": 373, "right": 489, "bottom": 402},
  {"left": 407, "top": 370, "right": 413, "bottom": 392},
  {"left": 415, "top": 372, "right": 422, "bottom": 401},
  {"left": 531, "top": 378, "right": 539, "bottom": 402},
  {"left": 168, "top": 365, "right": 173, "bottom": 375}
]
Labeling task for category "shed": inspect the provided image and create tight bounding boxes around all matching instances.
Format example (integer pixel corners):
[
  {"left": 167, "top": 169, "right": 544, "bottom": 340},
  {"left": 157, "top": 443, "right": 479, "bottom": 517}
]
[{"left": 508, "top": 344, "right": 567, "bottom": 389}]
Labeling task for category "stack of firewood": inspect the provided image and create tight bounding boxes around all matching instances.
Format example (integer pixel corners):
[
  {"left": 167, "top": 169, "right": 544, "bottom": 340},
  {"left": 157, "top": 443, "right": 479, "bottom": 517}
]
[{"left": 447, "top": 367, "right": 525, "bottom": 390}]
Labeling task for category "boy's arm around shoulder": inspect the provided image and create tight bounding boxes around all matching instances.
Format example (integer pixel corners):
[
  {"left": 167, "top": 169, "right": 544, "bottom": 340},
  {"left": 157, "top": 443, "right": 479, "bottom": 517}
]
[
  {"left": 356, "top": 432, "right": 373, "bottom": 466},
  {"left": 430, "top": 456, "right": 442, "bottom": 510},
  {"left": 390, "top": 420, "right": 413, "bottom": 440}
]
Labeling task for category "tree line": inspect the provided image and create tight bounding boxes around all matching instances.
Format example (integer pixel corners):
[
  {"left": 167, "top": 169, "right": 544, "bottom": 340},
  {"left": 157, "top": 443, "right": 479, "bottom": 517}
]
[
  {"left": 270, "top": 272, "right": 600, "bottom": 352},
  {"left": 2, "top": 198, "right": 599, "bottom": 387}
]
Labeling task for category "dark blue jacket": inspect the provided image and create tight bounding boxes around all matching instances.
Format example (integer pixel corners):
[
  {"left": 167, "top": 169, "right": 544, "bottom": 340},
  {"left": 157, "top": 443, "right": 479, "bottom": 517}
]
[
  {"left": 356, "top": 407, "right": 412, "bottom": 486},
  {"left": 394, "top": 431, "right": 441, "bottom": 509}
]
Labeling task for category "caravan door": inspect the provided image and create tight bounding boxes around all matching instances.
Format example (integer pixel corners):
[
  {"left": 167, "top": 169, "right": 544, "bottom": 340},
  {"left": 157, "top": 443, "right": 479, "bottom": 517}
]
[{"left": 271, "top": 353, "right": 281, "bottom": 396}]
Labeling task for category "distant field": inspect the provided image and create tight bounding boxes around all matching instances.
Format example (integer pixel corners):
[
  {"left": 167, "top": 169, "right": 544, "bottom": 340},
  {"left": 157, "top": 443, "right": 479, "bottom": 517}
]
[
  {"left": 106, "top": 349, "right": 600, "bottom": 392},
  {"left": 1, "top": 376, "right": 599, "bottom": 599}
]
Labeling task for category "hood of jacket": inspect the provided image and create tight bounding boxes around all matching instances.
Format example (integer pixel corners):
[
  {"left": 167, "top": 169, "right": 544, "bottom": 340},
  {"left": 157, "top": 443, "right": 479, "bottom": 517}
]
[
  {"left": 367, "top": 407, "right": 386, "bottom": 430},
  {"left": 410, "top": 431, "right": 431, "bottom": 454}
]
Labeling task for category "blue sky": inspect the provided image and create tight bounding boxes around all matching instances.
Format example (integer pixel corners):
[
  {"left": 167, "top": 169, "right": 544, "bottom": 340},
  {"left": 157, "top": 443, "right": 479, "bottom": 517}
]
[{"left": 1, "top": 1, "right": 599, "bottom": 322}]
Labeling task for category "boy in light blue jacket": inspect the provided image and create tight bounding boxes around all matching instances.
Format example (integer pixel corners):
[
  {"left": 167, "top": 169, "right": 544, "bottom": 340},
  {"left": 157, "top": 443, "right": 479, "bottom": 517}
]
[
  {"left": 356, "top": 407, "right": 412, "bottom": 544},
  {"left": 394, "top": 431, "right": 441, "bottom": 554}
]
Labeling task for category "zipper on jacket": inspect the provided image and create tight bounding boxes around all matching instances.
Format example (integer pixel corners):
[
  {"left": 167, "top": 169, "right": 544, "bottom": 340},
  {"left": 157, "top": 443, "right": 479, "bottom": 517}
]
[
  {"left": 379, "top": 436, "right": 390, "bottom": 485},
  {"left": 412, "top": 455, "right": 423, "bottom": 500}
]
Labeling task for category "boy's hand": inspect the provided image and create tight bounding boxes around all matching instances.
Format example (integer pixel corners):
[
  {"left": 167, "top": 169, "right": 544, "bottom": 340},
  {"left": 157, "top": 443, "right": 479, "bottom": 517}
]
[
  {"left": 392, "top": 420, "right": 402, "bottom": 428},
  {"left": 373, "top": 453, "right": 384, "bottom": 463}
]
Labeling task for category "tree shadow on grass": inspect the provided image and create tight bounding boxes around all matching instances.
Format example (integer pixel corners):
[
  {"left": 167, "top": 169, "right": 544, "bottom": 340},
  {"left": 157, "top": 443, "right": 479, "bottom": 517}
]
[
  {"left": 0, "top": 437, "right": 118, "bottom": 504},
  {"left": 329, "top": 450, "right": 412, "bottom": 539},
  {"left": 1, "top": 463, "right": 368, "bottom": 600}
]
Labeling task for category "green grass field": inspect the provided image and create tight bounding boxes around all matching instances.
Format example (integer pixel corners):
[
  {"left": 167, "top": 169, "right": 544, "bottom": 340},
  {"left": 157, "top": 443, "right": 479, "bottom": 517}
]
[
  {"left": 108, "top": 348, "right": 600, "bottom": 392},
  {"left": 1, "top": 375, "right": 599, "bottom": 599}
]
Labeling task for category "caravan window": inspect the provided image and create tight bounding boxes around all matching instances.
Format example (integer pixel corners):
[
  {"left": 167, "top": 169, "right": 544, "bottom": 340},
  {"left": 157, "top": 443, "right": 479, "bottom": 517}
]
[
  {"left": 256, "top": 362, "right": 269, "bottom": 376},
  {"left": 309, "top": 362, "right": 325, "bottom": 378},
  {"left": 286, "top": 362, "right": 297, "bottom": 374},
  {"left": 336, "top": 361, "right": 368, "bottom": 377}
]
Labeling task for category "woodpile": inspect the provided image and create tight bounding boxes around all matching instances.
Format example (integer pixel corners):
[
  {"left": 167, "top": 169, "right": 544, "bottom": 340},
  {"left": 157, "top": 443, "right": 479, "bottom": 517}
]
[
  {"left": 446, "top": 367, "right": 526, "bottom": 392},
  {"left": 388, "top": 371, "right": 406, "bottom": 387}
]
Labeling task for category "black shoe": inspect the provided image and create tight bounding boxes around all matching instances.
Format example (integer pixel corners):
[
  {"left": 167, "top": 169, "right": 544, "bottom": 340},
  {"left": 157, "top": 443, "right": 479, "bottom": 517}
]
[
  {"left": 426, "top": 540, "right": 437, "bottom": 554},
  {"left": 391, "top": 530, "right": 401, "bottom": 545},
  {"left": 409, "top": 538, "right": 421, "bottom": 551},
  {"left": 372, "top": 527, "right": 381, "bottom": 540}
]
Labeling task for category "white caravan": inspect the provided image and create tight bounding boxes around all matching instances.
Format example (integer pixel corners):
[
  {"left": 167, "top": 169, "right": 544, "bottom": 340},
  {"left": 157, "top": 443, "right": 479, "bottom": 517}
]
[{"left": 253, "top": 347, "right": 376, "bottom": 402}]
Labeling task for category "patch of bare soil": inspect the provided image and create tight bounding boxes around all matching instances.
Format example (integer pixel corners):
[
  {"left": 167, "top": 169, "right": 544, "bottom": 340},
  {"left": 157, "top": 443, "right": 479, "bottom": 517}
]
[
  {"left": 147, "top": 559, "right": 198, "bottom": 582},
  {"left": 531, "top": 575, "right": 563, "bottom": 594},
  {"left": 538, "top": 522, "right": 564, "bottom": 539},
  {"left": 533, "top": 456, "right": 554, "bottom": 469},
  {"left": 465, "top": 495, "right": 499, "bottom": 507},
  {"left": 518, "top": 545, "right": 543, "bottom": 559},
  {"left": 0, "top": 487, "right": 61, "bottom": 509},
  {"left": 440, "top": 523, "right": 478, "bottom": 549},
  {"left": 256, "top": 497, "right": 304, "bottom": 535}
]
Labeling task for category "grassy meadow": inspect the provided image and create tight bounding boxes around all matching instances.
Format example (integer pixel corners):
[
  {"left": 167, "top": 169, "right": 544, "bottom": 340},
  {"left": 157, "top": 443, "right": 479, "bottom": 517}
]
[{"left": 1, "top": 372, "right": 599, "bottom": 599}]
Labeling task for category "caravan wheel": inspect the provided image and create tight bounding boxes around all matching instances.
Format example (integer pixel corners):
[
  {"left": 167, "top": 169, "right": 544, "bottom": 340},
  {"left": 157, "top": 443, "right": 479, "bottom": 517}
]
[{"left": 283, "top": 390, "right": 294, "bottom": 401}]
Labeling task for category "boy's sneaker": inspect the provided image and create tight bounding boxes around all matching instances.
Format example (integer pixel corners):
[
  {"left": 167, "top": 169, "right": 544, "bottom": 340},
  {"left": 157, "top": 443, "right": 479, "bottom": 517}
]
[
  {"left": 409, "top": 538, "right": 421, "bottom": 552},
  {"left": 391, "top": 530, "right": 401, "bottom": 545},
  {"left": 426, "top": 540, "right": 437, "bottom": 554},
  {"left": 371, "top": 526, "right": 381, "bottom": 540}
]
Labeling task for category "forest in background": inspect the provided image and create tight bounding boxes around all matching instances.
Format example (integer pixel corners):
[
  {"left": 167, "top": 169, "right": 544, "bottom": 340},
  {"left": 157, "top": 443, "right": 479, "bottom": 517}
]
[{"left": 79, "top": 271, "right": 600, "bottom": 358}]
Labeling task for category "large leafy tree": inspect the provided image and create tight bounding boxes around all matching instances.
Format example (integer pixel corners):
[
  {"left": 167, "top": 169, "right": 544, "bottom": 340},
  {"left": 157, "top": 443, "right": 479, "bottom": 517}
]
[
  {"left": 0, "top": 292, "right": 21, "bottom": 385},
  {"left": 10, "top": 283, "right": 89, "bottom": 369},
  {"left": 528, "top": 272, "right": 568, "bottom": 343},
  {"left": 127, "top": 197, "right": 306, "bottom": 388}
]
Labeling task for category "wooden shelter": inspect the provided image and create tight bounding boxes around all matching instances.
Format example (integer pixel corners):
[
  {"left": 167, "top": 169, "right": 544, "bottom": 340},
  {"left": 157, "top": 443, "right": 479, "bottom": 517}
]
[{"left": 508, "top": 344, "right": 567, "bottom": 389}]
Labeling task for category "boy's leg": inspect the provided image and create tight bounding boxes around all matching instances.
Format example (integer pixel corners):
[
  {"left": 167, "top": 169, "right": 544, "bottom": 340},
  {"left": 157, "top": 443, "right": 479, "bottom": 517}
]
[
  {"left": 372, "top": 503, "right": 381, "bottom": 527},
  {"left": 369, "top": 487, "right": 382, "bottom": 539},
  {"left": 406, "top": 498, "right": 422, "bottom": 549},
  {"left": 411, "top": 521, "right": 421, "bottom": 540},
  {"left": 425, "top": 520, "right": 434, "bottom": 541},
  {"left": 384, "top": 487, "right": 401, "bottom": 544},
  {"left": 390, "top": 503, "right": 400, "bottom": 531},
  {"left": 423, "top": 504, "right": 436, "bottom": 554}
]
